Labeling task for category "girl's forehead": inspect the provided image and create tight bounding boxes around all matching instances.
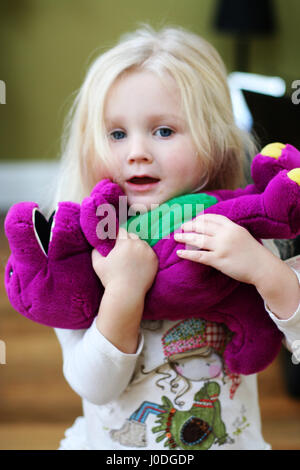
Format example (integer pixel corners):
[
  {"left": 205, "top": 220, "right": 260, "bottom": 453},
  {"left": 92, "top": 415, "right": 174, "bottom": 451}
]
[
  {"left": 114, "top": 67, "right": 174, "bottom": 86},
  {"left": 105, "top": 69, "right": 184, "bottom": 118},
  {"left": 112, "top": 69, "right": 177, "bottom": 96}
]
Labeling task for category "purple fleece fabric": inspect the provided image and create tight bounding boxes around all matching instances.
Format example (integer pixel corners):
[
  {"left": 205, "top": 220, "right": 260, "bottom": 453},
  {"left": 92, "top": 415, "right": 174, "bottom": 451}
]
[
  {"left": 4, "top": 143, "right": 300, "bottom": 374},
  {"left": 4, "top": 202, "right": 102, "bottom": 329}
]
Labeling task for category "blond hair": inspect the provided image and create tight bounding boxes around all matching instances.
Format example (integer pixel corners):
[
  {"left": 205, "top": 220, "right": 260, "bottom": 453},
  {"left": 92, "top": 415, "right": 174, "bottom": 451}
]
[{"left": 51, "top": 25, "right": 257, "bottom": 210}]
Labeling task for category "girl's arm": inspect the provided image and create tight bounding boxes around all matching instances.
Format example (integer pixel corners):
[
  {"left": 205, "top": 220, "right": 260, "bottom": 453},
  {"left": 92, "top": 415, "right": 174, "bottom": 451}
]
[
  {"left": 55, "top": 228, "right": 158, "bottom": 405},
  {"left": 265, "top": 268, "right": 300, "bottom": 354},
  {"left": 92, "top": 227, "right": 159, "bottom": 353},
  {"left": 254, "top": 254, "right": 300, "bottom": 320},
  {"left": 95, "top": 283, "right": 145, "bottom": 354},
  {"left": 54, "top": 319, "right": 144, "bottom": 406},
  {"left": 175, "top": 214, "right": 300, "bottom": 320}
]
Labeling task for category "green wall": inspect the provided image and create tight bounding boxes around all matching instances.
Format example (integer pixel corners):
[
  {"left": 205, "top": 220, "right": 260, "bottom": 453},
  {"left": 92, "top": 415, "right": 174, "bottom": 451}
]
[{"left": 0, "top": 0, "right": 299, "bottom": 161}]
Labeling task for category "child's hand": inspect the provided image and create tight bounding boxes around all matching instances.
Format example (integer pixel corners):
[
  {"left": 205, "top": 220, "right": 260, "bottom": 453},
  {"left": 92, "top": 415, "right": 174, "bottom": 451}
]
[
  {"left": 175, "top": 213, "right": 300, "bottom": 319},
  {"left": 174, "top": 213, "right": 268, "bottom": 285},
  {"left": 93, "top": 227, "right": 158, "bottom": 353},
  {"left": 92, "top": 227, "right": 158, "bottom": 297}
]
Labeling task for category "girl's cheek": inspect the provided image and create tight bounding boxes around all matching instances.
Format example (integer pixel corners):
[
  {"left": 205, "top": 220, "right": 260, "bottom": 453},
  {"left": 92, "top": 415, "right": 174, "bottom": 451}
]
[{"left": 209, "top": 364, "right": 222, "bottom": 378}]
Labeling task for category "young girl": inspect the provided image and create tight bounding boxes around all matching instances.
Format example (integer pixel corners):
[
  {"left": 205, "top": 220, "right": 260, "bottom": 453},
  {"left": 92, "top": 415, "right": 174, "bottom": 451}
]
[{"left": 53, "top": 25, "right": 300, "bottom": 450}]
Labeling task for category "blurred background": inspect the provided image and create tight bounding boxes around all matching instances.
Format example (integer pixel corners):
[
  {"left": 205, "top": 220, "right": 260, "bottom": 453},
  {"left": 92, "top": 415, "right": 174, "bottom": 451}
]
[{"left": 1, "top": 0, "right": 300, "bottom": 450}]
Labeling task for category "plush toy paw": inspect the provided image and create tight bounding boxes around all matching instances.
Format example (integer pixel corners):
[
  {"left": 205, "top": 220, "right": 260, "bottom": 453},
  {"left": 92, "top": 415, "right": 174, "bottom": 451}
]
[
  {"left": 260, "top": 142, "right": 286, "bottom": 158},
  {"left": 259, "top": 168, "right": 300, "bottom": 238},
  {"left": 5, "top": 201, "right": 101, "bottom": 329},
  {"left": 80, "top": 178, "right": 125, "bottom": 256},
  {"left": 251, "top": 143, "right": 300, "bottom": 192},
  {"left": 287, "top": 168, "right": 300, "bottom": 185},
  {"left": 5, "top": 202, "right": 49, "bottom": 318}
]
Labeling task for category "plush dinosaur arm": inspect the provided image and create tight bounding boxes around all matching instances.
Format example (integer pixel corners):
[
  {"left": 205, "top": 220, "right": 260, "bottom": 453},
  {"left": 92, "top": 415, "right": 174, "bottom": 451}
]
[
  {"left": 251, "top": 143, "right": 300, "bottom": 191},
  {"left": 5, "top": 201, "right": 101, "bottom": 329},
  {"left": 207, "top": 143, "right": 300, "bottom": 202},
  {"left": 204, "top": 168, "right": 300, "bottom": 240}
]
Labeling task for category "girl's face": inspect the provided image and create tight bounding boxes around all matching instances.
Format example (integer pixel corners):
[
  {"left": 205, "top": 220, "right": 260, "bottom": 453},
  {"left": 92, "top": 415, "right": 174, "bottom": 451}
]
[
  {"left": 173, "top": 353, "right": 222, "bottom": 381},
  {"left": 104, "top": 69, "right": 203, "bottom": 211}
]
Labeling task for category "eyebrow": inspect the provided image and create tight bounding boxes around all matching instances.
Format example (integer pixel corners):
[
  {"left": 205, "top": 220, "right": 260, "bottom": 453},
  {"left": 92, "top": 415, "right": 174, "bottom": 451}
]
[
  {"left": 105, "top": 113, "right": 186, "bottom": 127},
  {"left": 149, "top": 113, "right": 186, "bottom": 125}
]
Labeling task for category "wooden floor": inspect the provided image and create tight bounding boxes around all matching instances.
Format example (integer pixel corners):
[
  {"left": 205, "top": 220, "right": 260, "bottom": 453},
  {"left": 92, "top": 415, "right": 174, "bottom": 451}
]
[{"left": 1, "top": 216, "right": 300, "bottom": 450}]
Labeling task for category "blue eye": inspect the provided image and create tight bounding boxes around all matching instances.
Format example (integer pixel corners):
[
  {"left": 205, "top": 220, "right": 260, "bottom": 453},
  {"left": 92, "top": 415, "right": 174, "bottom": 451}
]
[
  {"left": 110, "top": 130, "right": 126, "bottom": 140},
  {"left": 155, "top": 127, "right": 174, "bottom": 138}
]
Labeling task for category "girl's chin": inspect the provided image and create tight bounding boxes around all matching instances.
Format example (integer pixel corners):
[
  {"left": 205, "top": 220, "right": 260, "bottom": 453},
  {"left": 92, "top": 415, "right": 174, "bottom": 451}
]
[{"left": 126, "top": 193, "right": 166, "bottom": 212}]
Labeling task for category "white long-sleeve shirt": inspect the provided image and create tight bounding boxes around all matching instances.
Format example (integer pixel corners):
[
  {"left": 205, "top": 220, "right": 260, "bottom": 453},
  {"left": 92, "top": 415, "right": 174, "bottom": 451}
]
[{"left": 55, "top": 247, "right": 300, "bottom": 451}]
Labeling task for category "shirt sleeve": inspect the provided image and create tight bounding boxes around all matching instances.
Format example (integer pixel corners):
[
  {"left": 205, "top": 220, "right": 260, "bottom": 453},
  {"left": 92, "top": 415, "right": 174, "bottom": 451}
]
[
  {"left": 54, "top": 318, "right": 144, "bottom": 406},
  {"left": 265, "top": 267, "right": 300, "bottom": 352}
]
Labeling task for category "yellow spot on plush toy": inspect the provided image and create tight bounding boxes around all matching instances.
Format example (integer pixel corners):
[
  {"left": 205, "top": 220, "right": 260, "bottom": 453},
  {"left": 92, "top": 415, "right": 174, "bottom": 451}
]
[
  {"left": 287, "top": 168, "right": 300, "bottom": 185},
  {"left": 261, "top": 142, "right": 286, "bottom": 159}
]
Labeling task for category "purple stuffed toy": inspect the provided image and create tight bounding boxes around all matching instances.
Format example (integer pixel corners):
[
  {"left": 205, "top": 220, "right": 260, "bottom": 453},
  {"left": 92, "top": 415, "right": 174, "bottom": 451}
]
[{"left": 4, "top": 142, "right": 300, "bottom": 374}]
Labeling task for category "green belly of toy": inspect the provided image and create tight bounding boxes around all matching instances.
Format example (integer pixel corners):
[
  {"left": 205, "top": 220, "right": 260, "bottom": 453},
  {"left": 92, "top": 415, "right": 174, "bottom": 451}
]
[{"left": 121, "top": 193, "right": 218, "bottom": 247}]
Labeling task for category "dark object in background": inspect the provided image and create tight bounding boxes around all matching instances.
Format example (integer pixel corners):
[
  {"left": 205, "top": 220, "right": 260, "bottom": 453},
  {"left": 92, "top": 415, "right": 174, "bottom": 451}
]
[
  {"left": 243, "top": 88, "right": 300, "bottom": 398},
  {"left": 215, "top": 0, "right": 275, "bottom": 34},
  {"left": 280, "top": 348, "right": 300, "bottom": 398},
  {"left": 243, "top": 90, "right": 300, "bottom": 151},
  {"left": 214, "top": 0, "right": 275, "bottom": 71}
]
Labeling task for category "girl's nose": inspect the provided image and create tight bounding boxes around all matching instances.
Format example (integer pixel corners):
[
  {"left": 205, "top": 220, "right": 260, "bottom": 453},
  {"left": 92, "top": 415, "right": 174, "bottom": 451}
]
[
  {"left": 127, "top": 136, "right": 153, "bottom": 164},
  {"left": 127, "top": 153, "right": 153, "bottom": 164}
]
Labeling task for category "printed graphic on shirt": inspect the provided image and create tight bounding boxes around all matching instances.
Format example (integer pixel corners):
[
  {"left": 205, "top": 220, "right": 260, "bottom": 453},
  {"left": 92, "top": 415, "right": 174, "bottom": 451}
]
[
  {"left": 232, "top": 405, "right": 250, "bottom": 436},
  {"left": 144, "top": 318, "right": 241, "bottom": 403},
  {"left": 110, "top": 319, "right": 243, "bottom": 449},
  {"left": 152, "top": 381, "right": 230, "bottom": 449},
  {"left": 110, "top": 381, "right": 233, "bottom": 449}
]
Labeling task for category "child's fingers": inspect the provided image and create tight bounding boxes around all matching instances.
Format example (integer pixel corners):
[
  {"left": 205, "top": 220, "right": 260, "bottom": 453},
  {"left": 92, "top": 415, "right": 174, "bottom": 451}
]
[
  {"left": 180, "top": 216, "right": 214, "bottom": 235},
  {"left": 117, "top": 227, "right": 129, "bottom": 240},
  {"left": 181, "top": 213, "right": 230, "bottom": 233},
  {"left": 197, "top": 213, "right": 231, "bottom": 224},
  {"left": 92, "top": 248, "right": 104, "bottom": 267},
  {"left": 174, "top": 232, "right": 214, "bottom": 251},
  {"left": 128, "top": 231, "right": 140, "bottom": 240},
  {"left": 180, "top": 219, "right": 217, "bottom": 237},
  {"left": 176, "top": 248, "right": 213, "bottom": 265},
  {"left": 117, "top": 227, "right": 140, "bottom": 241}
]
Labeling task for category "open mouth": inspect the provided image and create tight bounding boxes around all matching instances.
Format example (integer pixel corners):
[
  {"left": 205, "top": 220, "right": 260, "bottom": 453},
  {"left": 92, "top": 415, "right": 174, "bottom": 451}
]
[{"left": 127, "top": 176, "right": 160, "bottom": 185}]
